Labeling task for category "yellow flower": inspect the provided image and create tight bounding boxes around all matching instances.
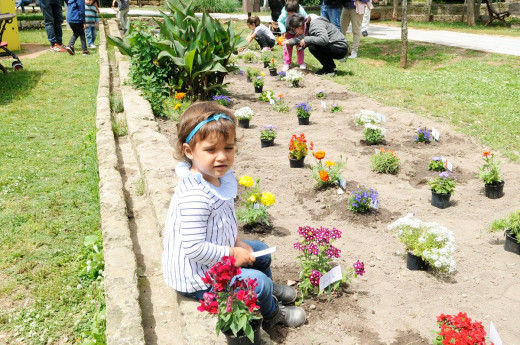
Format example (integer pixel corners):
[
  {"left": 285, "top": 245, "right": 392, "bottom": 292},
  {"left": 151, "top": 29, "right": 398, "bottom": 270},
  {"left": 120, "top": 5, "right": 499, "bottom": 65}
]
[
  {"left": 239, "top": 175, "right": 254, "bottom": 188},
  {"left": 261, "top": 192, "right": 275, "bottom": 207},
  {"left": 260, "top": 72, "right": 265, "bottom": 77},
  {"left": 174, "top": 103, "right": 182, "bottom": 109},
  {"left": 325, "top": 161, "right": 335, "bottom": 167},
  {"left": 248, "top": 195, "right": 257, "bottom": 202}
]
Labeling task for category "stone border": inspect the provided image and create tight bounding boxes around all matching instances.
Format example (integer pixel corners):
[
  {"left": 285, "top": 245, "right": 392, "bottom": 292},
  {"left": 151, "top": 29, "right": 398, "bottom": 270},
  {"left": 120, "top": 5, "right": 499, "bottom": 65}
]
[{"left": 96, "top": 23, "right": 146, "bottom": 345}]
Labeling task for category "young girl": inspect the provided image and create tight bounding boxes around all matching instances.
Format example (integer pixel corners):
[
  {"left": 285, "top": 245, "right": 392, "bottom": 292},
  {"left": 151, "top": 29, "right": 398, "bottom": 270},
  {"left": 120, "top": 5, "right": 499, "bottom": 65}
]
[
  {"left": 239, "top": 16, "right": 276, "bottom": 52},
  {"left": 277, "top": 0, "right": 308, "bottom": 71},
  {"left": 162, "top": 102, "right": 306, "bottom": 329}
]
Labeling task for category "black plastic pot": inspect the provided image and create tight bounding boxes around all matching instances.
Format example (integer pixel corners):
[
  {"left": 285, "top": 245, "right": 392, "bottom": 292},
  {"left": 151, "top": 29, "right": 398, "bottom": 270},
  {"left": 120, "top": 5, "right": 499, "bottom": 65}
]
[
  {"left": 297, "top": 117, "right": 310, "bottom": 125},
  {"left": 485, "top": 181, "right": 504, "bottom": 199},
  {"left": 431, "top": 191, "right": 451, "bottom": 209},
  {"left": 406, "top": 252, "right": 428, "bottom": 271},
  {"left": 269, "top": 68, "right": 277, "bottom": 76},
  {"left": 223, "top": 319, "right": 262, "bottom": 345},
  {"left": 504, "top": 231, "right": 520, "bottom": 255},
  {"left": 260, "top": 139, "right": 274, "bottom": 148},
  {"left": 254, "top": 86, "right": 263, "bottom": 93},
  {"left": 289, "top": 156, "right": 305, "bottom": 168},
  {"left": 238, "top": 119, "right": 250, "bottom": 128},
  {"left": 263, "top": 61, "right": 269, "bottom": 68},
  {"left": 247, "top": 76, "right": 252, "bottom": 83}
]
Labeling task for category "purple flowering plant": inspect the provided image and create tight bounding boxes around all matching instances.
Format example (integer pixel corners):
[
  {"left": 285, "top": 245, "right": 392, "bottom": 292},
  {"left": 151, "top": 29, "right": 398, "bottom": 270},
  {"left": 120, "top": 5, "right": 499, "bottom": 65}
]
[
  {"left": 428, "top": 156, "right": 446, "bottom": 172},
  {"left": 348, "top": 187, "right": 379, "bottom": 213},
  {"left": 428, "top": 171, "right": 456, "bottom": 195},
  {"left": 414, "top": 127, "right": 432, "bottom": 143},
  {"left": 212, "top": 95, "right": 232, "bottom": 107},
  {"left": 293, "top": 225, "right": 364, "bottom": 302},
  {"left": 295, "top": 101, "right": 312, "bottom": 118},
  {"left": 276, "top": 71, "right": 286, "bottom": 81},
  {"left": 259, "top": 125, "right": 277, "bottom": 140}
]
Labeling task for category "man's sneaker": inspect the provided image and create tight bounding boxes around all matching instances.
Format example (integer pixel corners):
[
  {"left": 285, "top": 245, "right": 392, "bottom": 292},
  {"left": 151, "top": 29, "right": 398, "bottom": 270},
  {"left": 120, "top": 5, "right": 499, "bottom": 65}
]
[
  {"left": 282, "top": 64, "right": 290, "bottom": 72},
  {"left": 263, "top": 298, "right": 306, "bottom": 329},
  {"left": 362, "top": 30, "right": 368, "bottom": 37},
  {"left": 51, "top": 43, "right": 67, "bottom": 52},
  {"left": 272, "top": 283, "right": 297, "bottom": 305},
  {"left": 82, "top": 50, "right": 91, "bottom": 56},
  {"left": 316, "top": 68, "right": 336, "bottom": 77},
  {"left": 299, "top": 63, "right": 306, "bottom": 70},
  {"left": 65, "top": 45, "right": 75, "bottom": 55},
  {"left": 89, "top": 44, "right": 97, "bottom": 49},
  {"left": 348, "top": 51, "right": 358, "bottom": 59}
]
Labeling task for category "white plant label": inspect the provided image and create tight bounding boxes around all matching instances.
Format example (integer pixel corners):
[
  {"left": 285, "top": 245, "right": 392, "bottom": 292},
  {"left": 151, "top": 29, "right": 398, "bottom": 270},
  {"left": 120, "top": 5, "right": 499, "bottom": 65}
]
[
  {"left": 446, "top": 161, "right": 453, "bottom": 172},
  {"left": 338, "top": 178, "right": 347, "bottom": 190},
  {"left": 374, "top": 148, "right": 379, "bottom": 155},
  {"left": 319, "top": 265, "right": 342, "bottom": 292},
  {"left": 377, "top": 113, "right": 385, "bottom": 123},
  {"left": 253, "top": 203, "right": 260, "bottom": 210},
  {"left": 337, "top": 188, "right": 344, "bottom": 195},
  {"left": 370, "top": 198, "right": 379, "bottom": 210},
  {"left": 252, "top": 246, "right": 276, "bottom": 258},
  {"left": 321, "top": 101, "right": 327, "bottom": 111},
  {"left": 432, "top": 128, "right": 440, "bottom": 141},
  {"left": 269, "top": 99, "right": 275, "bottom": 105},
  {"left": 489, "top": 322, "right": 502, "bottom": 345}
]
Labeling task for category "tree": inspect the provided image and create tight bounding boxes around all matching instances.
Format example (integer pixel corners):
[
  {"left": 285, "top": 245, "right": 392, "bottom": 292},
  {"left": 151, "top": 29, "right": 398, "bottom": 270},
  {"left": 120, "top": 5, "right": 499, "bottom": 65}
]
[
  {"left": 400, "top": 0, "right": 408, "bottom": 68},
  {"left": 467, "top": 0, "right": 476, "bottom": 26},
  {"left": 424, "top": 0, "right": 433, "bottom": 22},
  {"left": 392, "top": 0, "right": 399, "bottom": 21}
]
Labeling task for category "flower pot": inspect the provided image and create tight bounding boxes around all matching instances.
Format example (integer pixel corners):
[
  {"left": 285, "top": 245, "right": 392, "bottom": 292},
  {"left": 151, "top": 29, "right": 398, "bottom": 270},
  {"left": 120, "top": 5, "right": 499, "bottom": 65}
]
[
  {"left": 223, "top": 319, "right": 262, "bottom": 345},
  {"left": 504, "top": 231, "right": 520, "bottom": 255},
  {"left": 238, "top": 119, "right": 250, "bottom": 129},
  {"left": 260, "top": 139, "right": 274, "bottom": 148},
  {"left": 289, "top": 156, "right": 305, "bottom": 168},
  {"left": 297, "top": 117, "right": 309, "bottom": 125},
  {"left": 269, "top": 68, "right": 277, "bottom": 76},
  {"left": 292, "top": 81, "right": 299, "bottom": 87},
  {"left": 431, "top": 191, "right": 451, "bottom": 209},
  {"left": 254, "top": 86, "right": 263, "bottom": 93},
  {"left": 406, "top": 252, "right": 428, "bottom": 271},
  {"left": 485, "top": 181, "right": 504, "bottom": 199},
  {"left": 247, "top": 76, "right": 252, "bottom": 83},
  {"left": 263, "top": 61, "right": 269, "bottom": 68}
]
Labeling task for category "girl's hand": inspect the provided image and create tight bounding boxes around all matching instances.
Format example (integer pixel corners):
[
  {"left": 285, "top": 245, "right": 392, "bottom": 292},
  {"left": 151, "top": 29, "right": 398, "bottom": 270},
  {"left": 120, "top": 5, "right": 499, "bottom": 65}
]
[
  {"left": 299, "top": 39, "right": 306, "bottom": 48},
  {"left": 237, "top": 47, "right": 245, "bottom": 52},
  {"left": 231, "top": 246, "right": 255, "bottom": 267},
  {"left": 281, "top": 40, "right": 290, "bottom": 46}
]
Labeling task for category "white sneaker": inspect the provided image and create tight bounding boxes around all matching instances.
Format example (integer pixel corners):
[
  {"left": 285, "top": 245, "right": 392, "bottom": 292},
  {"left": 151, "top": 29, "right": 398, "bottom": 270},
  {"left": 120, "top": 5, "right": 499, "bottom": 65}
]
[
  {"left": 262, "top": 46, "right": 271, "bottom": 52},
  {"left": 299, "top": 63, "right": 306, "bottom": 70},
  {"left": 282, "top": 64, "right": 290, "bottom": 72},
  {"left": 89, "top": 44, "right": 97, "bottom": 49},
  {"left": 348, "top": 51, "right": 358, "bottom": 59}
]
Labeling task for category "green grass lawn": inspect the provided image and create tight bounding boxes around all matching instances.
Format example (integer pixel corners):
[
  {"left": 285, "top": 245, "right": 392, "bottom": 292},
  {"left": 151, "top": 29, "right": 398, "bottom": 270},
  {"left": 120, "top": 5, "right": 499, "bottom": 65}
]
[{"left": 0, "top": 29, "right": 103, "bottom": 344}]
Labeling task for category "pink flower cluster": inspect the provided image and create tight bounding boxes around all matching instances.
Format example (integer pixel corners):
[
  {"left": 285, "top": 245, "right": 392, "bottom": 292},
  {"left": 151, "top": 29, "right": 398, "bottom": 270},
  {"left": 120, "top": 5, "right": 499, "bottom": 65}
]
[
  {"left": 353, "top": 260, "right": 365, "bottom": 276},
  {"left": 294, "top": 226, "right": 342, "bottom": 258},
  {"left": 309, "top": 270, "right": 323, "bottom": 286}
]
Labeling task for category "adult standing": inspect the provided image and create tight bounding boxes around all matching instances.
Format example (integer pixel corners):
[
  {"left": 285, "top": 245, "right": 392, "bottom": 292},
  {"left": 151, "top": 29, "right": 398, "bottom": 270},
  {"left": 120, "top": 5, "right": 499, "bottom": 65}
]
[
  {"left": 360, "top": 0, "right": 377, "bottom": 37},
  {"left": 40, "top": 0, "right": 67, "bottom": 52},
  {"left": 320, "top": 0, "right": 344, "bottom": 32},
  {"left": 112, "top": 0, "right": 130, "bottom": 34},
  {"left": 243, "top": 0, "right": 260, "bottom": 18},
  {"left": 340, "top": 0, "right": 372, "bottom": 58},
  {"left": 284, "top": 14, "right": 349, "bottom": 76}
]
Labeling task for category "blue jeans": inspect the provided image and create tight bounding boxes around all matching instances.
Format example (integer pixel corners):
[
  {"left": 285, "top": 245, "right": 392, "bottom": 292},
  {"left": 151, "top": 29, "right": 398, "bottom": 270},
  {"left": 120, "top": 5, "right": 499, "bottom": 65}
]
[
  {"left": 320, "top": 4, "right": 342, "bottom": 32},
  {"left": 180, "top": 240, "right": 277, "bottom": 318},
  {"left": 85, "top": 27, "right": 97, "bottom": 46},
  {"left": 40, "top": 0, "right": 63, "bottom": 45},
  {"left": 16, "top": 0, "right": 31, "bottom": 13}
]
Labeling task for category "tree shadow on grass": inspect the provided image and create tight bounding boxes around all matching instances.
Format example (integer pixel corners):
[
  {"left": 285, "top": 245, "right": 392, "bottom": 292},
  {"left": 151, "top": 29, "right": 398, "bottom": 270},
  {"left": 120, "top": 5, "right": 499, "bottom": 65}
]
[{"left": 0, "top": 68, "right": 44, "bottom": 107}]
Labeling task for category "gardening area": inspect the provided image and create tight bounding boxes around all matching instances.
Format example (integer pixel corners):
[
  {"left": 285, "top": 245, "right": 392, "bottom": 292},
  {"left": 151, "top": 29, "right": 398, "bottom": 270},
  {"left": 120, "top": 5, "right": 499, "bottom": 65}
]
[{"left": 1, "top": 0, "right": 520, "bottom": 344}]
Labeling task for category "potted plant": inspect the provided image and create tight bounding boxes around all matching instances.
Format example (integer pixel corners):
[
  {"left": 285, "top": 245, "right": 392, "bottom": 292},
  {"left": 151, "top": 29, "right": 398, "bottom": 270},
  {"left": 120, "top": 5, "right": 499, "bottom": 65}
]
[
  {"left": 489, "top": 210, "right": 520, "bottom": 255},
  {"left": 234, "top": 107, "right": 254, "bottom": 129},
  {"left": 252, "top": 75, "right": 264, "bottom": 93},
  {"left": 197, "top": 256, "right": 262, "bottom": 344},
  {"left": 428, "top": 157, "right": 446, "bottom": 172},
  {"left": 363, "top": 124, "right": 386, "bottom": 145},
  {"left": 428, "top": 172, "right": 456, "bottom": 209},
  {"left": 477, "top": 150, "right": 504, "bottom": 199},
  {"left": 295, "top": 101, "right": 311, "bottom": 125},
  {"left": 310, "top": 150, "right": 346, "bottom": 188},
  {"left": 432, "top": 312, "right": 492, "bottom": 345},
  {"left": 246, "top": 67, "right": 260, "bottom": 83},
  {"left": 370, "top": 148, "right": 399, "bottom": 175},
  {"left": 288, "top": 133, "right": 313, "bottom": 168},
  {"left": 237, "top": 175, "right": 276, "bottom": 228},
  {"left": 414, "top": 127, "right": 432, "bottom": 143},
  {"left": 283, "top": 69, "right": 303, "bottom": 87},
  {"left": 261, "top": 51, "right": 271, "bottom": 68},
  {"left": 348, "top": 187, "right": 379, "bottom": 214},
  {"left": 315, "top": 90, "right": 326, "bottom": 99},
  {"left": 212, "top": 95, "right": 232, "bottom": 107},
  {"left": 259, "top": 125, "right": 277, "bottom": 148},
  {"left": 388, "top": 213, "right": 457, "bottom": 272},
  {"left": 268, "top": 59, "right": 277, "bottom": 76},
  {"left": 270, "top": 94, "right": 289, "bottom": 113}
]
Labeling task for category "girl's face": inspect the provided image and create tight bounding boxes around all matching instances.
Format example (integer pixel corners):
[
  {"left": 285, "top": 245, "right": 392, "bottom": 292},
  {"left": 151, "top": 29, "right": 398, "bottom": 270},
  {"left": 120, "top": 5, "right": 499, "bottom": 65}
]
[
  {"left": 183, "top": 132, "right": 235, "bottom": 186},
  {"left": 247, "top": 23, "right": 255, "bottom": 30},
  {"left": 86, "top": 0, "right": 94, "bottom": 4},
  {"left": 293, "top": 25, "right": 304, "bottom": 36}
]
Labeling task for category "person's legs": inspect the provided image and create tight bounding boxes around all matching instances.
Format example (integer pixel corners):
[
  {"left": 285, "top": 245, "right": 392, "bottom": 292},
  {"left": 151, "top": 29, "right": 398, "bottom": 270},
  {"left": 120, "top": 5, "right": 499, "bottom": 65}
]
[
  {"left": 79, "top": 28, "right": 88, "bottom": 52},
  {"left": 295, "top": 44, "right": 305, "bottom": 65},
  {"left": 68, "top": 23, "right": 82, "bottom": 47},
  {"left": 85, "top": 27, "right": 94, "bottom": 46},
  {"left": 327, "top": 7, "right": 342, "bottom": 32},
  {"left": 40, "top": 0, "right": 57, "bottom": 46},
  {"left": 91, "top": 27, "right": 98, "bottom": 44},
  {"left": 308, "top": 44, "right": 336, "bottom": 72},
  {"left": 254, "top": 32, "right": 270, "bottom": 49},
  {"left": 234, "top": 268, "right": 276, "bottom": 317},
  {"left": 361, "top": 8, "right": 371, "bottom": 35},
  {"left": 51, "top": 0, "right": 63, "bottom": 45},
  {"left": 350, "top": 10, "right": 363, "bottom": 54},
  {"left": 242, "top": 240, "right": 272, "bottom": 278},
  {"left": 119, "top": 8, "right": 129, "bottom": 33},
  {"left": 340, "top": 7, "right": 351, "bottom": 39}
]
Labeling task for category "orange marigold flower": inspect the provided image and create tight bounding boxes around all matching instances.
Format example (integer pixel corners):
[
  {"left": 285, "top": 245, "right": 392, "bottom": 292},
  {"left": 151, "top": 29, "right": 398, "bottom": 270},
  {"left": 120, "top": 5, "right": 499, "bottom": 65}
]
[
  {"left": 271, "top": 59, "right": 275, "bottom": 62},
  {"left": 483, "top": 151, "right": 491, "bottom": 157},
  {"left": 175, "top": 92, "right": 186, "bottom": 100},
  {"left": 319, "top": 170, "right": 329, "bottom": 182},
  {"left": 278, "top": 94, "right": 284, "bottom": 99},
  {"left": 314, "top": 151, "right": 325, "bottom": 160}
]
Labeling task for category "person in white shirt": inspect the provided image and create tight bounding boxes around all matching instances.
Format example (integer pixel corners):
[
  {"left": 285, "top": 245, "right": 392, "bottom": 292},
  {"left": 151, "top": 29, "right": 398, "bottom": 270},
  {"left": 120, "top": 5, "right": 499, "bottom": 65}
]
[
  {"left": 239, "top": 16, "right": 276, "bottom": 52},
  {"left": 162, "top": 101, "right": 306, "bottom": 329}
]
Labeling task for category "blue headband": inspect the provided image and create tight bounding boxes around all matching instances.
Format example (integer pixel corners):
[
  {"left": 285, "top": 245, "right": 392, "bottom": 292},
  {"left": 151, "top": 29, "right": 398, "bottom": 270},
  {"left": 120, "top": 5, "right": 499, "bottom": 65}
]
[{"left": 185, "top": 113, "right": 234, "bottom": 144}]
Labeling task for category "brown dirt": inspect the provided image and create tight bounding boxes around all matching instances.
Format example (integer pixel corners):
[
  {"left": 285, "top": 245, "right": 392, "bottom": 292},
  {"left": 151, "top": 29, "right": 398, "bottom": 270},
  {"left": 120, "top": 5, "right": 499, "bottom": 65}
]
[
  {"left": 0, "top": 43, "right": 49, "bottom": 60},
  {"left": 157, "top": 61, "right": 520, "bottom": 344}
]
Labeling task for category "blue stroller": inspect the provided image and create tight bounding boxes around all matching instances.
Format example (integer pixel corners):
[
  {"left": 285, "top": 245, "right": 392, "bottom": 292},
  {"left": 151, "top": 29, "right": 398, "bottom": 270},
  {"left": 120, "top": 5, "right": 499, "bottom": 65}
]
[{"left": 0, "top": 13, "right": 23, "bottom": 74}]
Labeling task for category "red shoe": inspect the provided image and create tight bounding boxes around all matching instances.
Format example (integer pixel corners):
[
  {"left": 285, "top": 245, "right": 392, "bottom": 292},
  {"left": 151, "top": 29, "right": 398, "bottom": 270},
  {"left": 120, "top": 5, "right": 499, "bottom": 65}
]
[{"left": 52, "top": 43, "right": 67, "bottom": 52}]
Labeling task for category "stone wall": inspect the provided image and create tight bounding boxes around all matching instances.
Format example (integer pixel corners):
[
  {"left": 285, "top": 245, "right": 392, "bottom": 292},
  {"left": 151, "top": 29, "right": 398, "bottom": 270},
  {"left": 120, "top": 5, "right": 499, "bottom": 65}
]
[{"left": 130, "top": 0, "right": 165, "bottom": 6}]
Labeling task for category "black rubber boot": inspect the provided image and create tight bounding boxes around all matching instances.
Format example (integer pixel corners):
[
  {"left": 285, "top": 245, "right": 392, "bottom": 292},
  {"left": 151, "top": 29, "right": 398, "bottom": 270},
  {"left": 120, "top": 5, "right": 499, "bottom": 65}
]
[{"left": 262, "top": 298, "right": 306, "bottom": 329}]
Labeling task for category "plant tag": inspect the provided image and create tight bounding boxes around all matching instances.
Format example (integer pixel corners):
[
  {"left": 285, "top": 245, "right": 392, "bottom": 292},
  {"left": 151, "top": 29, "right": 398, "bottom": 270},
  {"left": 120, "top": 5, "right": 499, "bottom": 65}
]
[
  {"left": 489, "top": 322, "right": 502, "bottom": 345},
  {"left": 370, "top": 198, "right": 379, "bottom": 210},
  {"left": 252, "top": 246, "right": 276, "bottom": 258},
  {"left": 321, "top": 101, "right": 327, "bottom": 111},
  {"left": 319, "top": 266, "right": 342, "bottom": 292},
  {"left": 253, "top": 203, "right": 260, "bottom": 210},
  {"left": 338, "top": 178, "right": 347, "bottom": 190},
  {"left": 446, "top": 160, "right": 453, "bottom": 172},
  {"left": 269, "top": 99, "right": 275, "bottom": 105},
  {"left": 377, "top": 113, "right": 385, "bottom": 123},
  {"left": 374, "top": 148, "right": 379, "bottom": 155},
  {"left": 337, "top": 188, "right": 344, "bottom": 195},
  {"left": 441, "top": 156, "right": 446, "bottom": 163},
  {"left": 432, "top": 127, "right": 440, "bottom": 141}
]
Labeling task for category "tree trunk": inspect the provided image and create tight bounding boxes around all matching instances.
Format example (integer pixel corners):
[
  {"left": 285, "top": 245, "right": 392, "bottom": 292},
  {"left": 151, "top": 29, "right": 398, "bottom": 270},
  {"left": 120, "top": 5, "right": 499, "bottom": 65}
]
[
  {"left": 474, "top": 0, "right": 482, "bottom": 23},
  {"left": 424, "top": 0, "right": 432, "bottom": 22},
  {"left": 467, "top": 0, "right": 475, "bottom": 26},
  {"left": 400, "top": 0, "right": 408, "bottom": 68},
  {"left": 392, "top": 0, "right": 399, "bottom": 21}
]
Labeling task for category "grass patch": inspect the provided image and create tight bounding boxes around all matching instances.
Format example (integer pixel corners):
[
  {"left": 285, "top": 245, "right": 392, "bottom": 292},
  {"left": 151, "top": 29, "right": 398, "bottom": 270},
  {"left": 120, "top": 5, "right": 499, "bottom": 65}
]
[
  {"left": 0, "top": 30, "right": 103, "bottom": 344},
  {"left": 135, "top": 177, "right": 145, "bottom": 196},
  {"left": 111, "top": 113, "right": 128, "bottom": 137}
]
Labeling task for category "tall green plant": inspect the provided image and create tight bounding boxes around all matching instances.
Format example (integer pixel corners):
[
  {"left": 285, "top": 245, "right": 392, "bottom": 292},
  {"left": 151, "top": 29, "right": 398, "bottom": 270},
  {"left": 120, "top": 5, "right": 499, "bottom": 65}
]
[{"left": 153, "top": 0, "right": 246, "bottom": 100}]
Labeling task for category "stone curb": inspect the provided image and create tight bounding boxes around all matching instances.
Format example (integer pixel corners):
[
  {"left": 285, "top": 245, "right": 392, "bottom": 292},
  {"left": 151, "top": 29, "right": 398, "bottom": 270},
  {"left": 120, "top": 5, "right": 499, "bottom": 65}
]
[{"left": 96, "top": 23, "right": 146, "bottom": 345}]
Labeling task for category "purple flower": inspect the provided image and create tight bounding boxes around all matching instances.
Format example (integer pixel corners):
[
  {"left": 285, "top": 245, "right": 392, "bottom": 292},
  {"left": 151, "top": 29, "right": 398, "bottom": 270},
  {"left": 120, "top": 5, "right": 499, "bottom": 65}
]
[
  {"left": 353, "top": 260, "right": 365, "bottom": 276},
  {"left": 309, "top": 270, "right": 323, "bottom": 286},
  {"left": 439, "top": 171, "right": 452, "bottom": 179},
  {"left": 238, "top": 70, "right": 244, "bottom": 76},
  {"left": 212, "top": 95, "right": 231, "bottom": 105},
  {"left": 432, "top": 156, "right": 441, "bottom": 161},
  {"left": 414, "top": 128, "right": 432, "bottom": 143}
]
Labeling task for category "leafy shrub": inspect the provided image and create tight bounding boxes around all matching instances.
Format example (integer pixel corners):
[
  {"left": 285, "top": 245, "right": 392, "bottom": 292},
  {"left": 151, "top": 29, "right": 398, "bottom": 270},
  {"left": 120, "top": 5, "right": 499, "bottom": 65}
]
[
  {"left": 428, "top": 157, "right": 446, "bottom": 172},
  {"left": 166, "top": 0, "right": 239, "bottom": 13},
  {"left": 363, "top": 124, "right": 385, "bottom": 145},
  {"left": 371, "top": 148, "right": 399, "bottom": 174}
]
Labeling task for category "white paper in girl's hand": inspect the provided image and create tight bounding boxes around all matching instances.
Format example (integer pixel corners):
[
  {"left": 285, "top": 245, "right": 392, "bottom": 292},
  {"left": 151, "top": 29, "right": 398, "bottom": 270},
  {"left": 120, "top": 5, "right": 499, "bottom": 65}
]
[
  {"left": 252, "top": 246, "right": 276, "bottom": 258},
  {"left": 319, "top": 265, "right": 342, "bottom": 292}
]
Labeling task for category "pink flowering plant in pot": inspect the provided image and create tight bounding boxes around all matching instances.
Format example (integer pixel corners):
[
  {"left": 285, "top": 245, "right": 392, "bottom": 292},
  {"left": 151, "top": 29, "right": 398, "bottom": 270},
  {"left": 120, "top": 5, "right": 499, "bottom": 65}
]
[
  {"left": 293, "top": 226, "right": 365, "bottom": 303},
  {"left": 198, "top": 256, "right": 261, "bottom": 342}
]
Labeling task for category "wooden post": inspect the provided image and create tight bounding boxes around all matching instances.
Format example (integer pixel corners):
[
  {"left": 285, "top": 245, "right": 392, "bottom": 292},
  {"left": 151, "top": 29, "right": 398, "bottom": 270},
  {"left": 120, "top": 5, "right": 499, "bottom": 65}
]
[
  {"left": 467, "top": 0, "right": 476, "bottom": 26},
  {"left": 400, "top": 0, "right": 408, "bottom": 68}
]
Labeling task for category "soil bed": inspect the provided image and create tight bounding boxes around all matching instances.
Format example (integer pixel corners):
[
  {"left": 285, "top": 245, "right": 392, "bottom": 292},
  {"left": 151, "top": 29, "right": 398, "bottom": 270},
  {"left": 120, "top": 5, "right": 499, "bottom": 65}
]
[{"left": 157, "top": 60, "right": 520, "bottom": 344}]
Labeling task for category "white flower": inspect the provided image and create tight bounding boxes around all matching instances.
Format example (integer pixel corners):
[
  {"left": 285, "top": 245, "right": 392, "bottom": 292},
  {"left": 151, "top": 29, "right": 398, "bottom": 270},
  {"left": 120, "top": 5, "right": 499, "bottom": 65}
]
[
  {"left": 355, "top": 110, "right": 386, "bottom": 125},
  {"left": 234, "top": 107, "right": 254, "bottom": 120},
  {"left": 283, "top": 70, "right": 303, "bottom": 84},
  {"left": 364, "top": 123, "right": 386, "bottom": 135}
]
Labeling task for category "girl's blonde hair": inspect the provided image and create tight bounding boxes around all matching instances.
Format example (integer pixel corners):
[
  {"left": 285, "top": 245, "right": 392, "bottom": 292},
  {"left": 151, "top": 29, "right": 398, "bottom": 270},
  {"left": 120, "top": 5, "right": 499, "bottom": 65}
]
[{"left": 175, "top": 101, "right": 237, "bottom": 163}]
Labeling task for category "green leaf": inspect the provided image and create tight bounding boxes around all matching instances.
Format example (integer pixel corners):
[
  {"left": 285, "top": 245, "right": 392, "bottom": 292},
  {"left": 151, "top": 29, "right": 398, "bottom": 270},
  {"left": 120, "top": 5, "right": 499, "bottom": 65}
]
[{"left": 244, "top": 322, "right": 254, "bottom": 343}]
